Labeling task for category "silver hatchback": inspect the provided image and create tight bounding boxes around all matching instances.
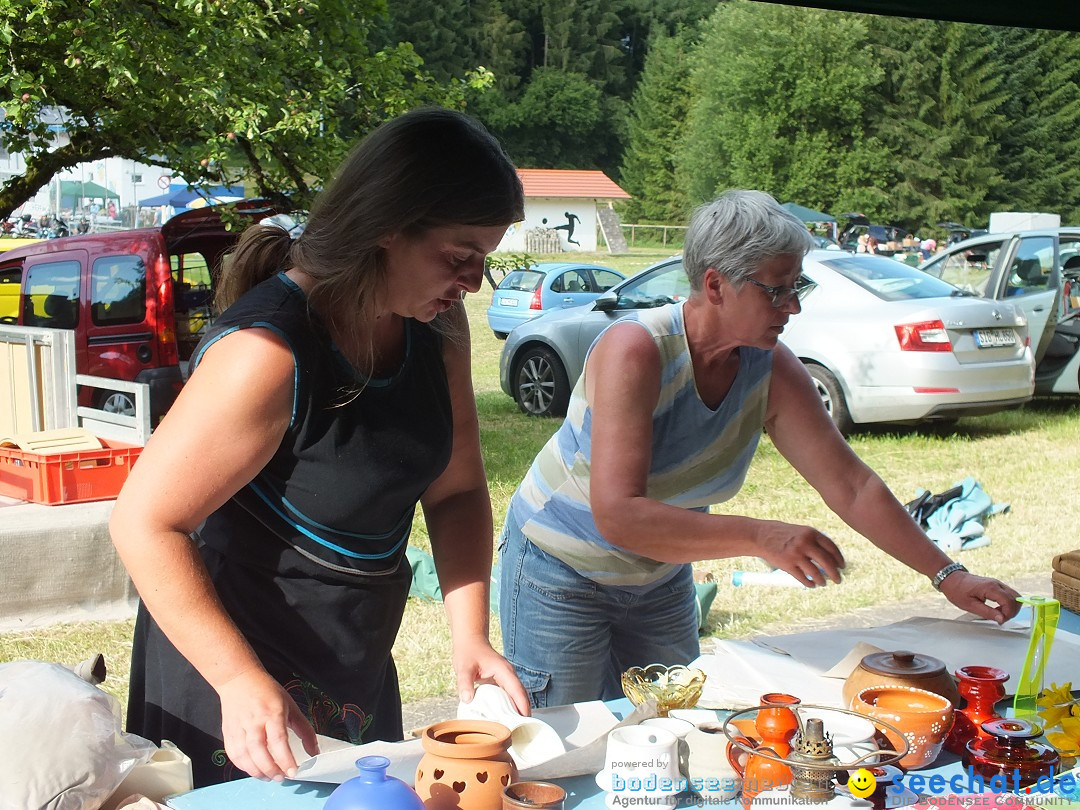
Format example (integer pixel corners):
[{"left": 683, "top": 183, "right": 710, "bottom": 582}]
[{"left": 500, "top": 252, "right": 1035, "bottom": 433}]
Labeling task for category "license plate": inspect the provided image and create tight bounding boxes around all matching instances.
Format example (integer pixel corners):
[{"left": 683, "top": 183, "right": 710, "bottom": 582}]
[
  {"left": 499, "top": 298, "right": 519, "bottom": 307},
  {"left": 974, "top": 328, "right": 1016, "bottom": 348}
]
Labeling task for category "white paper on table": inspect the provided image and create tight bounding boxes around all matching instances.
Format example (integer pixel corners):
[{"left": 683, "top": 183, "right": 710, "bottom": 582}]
[
  {"left": 534, "top": 700, "right": 622, "bottom": 750},
  {"left": 822, "top": 641, "right": 884, "bottom": 679},
  {"left": 691, "top": 640, "right": 846, "bottom": 710},
  {"left": 289, "top": 733, "right": 424, "bottom": 785},
  {"left": 288, "top": 700, "right": 624, "bottom": 785},
  {"left": 756, "top": 611, "right": 1080, "bottom": 688}
]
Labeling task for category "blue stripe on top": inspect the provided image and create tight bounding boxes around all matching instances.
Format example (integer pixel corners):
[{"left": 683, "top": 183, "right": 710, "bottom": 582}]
[
  {"left": 511, "top": 300, "right": 772, "bottom": 588},
  {"left": 191, "top": 271, "right": 454, "bottom": 577}
]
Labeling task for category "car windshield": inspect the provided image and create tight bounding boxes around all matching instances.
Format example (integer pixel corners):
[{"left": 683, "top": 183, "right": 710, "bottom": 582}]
[
  {"left": 498, "top": 270, "right": 544, "bottom": 292},
  {"left": 818, "top": 255, "right": 961, "bottom": 301}
]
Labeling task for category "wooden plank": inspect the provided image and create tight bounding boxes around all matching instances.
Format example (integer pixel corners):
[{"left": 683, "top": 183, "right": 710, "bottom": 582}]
[{"left": 597, "top": 207, "right": 628, "bottom": 255}]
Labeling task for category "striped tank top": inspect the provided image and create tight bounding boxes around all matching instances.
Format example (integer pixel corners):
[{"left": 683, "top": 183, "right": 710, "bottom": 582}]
[{"left": 510, "top": 300, "right": 772, "bottom": 588}]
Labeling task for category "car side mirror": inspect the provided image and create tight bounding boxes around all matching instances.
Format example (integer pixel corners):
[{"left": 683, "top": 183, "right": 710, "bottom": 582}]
[{"left": 593, "top": 291, "right": 619, "bottom": 312}]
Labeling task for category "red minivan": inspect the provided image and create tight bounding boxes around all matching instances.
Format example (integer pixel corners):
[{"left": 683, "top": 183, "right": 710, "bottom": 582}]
[{"left": 0, "top": 201, "right": 277, "bottom": 422}]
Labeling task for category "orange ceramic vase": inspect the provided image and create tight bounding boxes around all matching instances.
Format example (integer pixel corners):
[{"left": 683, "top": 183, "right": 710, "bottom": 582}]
[
  {"left": 727, "top": 692, "right": 801, "bottom": 809},
  {"left": 414, "top": 720, "right": 518, "bottom": 810}
]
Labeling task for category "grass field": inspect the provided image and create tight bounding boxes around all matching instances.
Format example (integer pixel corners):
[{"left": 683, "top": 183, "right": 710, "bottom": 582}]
[{"left": 3, "top": 246, "right": 1078, "bottom": 711}]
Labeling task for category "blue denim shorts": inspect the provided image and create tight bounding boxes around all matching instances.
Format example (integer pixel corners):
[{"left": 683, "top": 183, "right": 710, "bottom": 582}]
[{"left": 498, "top": 509, "right": 699, "bottom": 708}]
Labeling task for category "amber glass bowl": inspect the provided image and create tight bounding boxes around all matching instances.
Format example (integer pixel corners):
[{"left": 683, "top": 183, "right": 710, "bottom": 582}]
[{"left": 621, "top": 664, "right": 706, "bottom": 716}]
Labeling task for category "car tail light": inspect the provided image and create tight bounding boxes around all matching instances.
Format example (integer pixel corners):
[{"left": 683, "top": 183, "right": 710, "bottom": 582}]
[
  {"left": 157, "top": 276, "right": 179, "bottom": 366},
  {"left": 894, "top": 320, "right": 952, "bottom": 352},
  {"left": 914, "top": 386, "right": 960, "bottom": 393},
  {"left": 529, "top": 288, "right": 543, "bottom": 310}
]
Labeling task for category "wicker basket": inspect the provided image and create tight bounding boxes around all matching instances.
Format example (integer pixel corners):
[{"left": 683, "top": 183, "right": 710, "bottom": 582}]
[{"left": 1052, "top": 550, "right": 1080, "bottom": 615}]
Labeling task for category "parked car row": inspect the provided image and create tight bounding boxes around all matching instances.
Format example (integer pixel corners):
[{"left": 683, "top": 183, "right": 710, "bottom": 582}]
[
  {"left": 4, "top": 202, "right": 1074, "bottom": 436},
  {"left": 499, "top": 251, "right": 1036, "bottom": 434},
  {"left": 838, "top": 213, "right": 912, "bottom": 256}
]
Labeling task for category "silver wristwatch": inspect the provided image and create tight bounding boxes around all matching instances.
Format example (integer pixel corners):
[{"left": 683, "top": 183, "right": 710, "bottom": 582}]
[{"left": 932, "top": 561, "right": 968, "bottom": 590}]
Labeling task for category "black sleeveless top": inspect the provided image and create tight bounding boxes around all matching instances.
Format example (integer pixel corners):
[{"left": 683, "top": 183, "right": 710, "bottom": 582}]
[
  {"left": 125, "top": 273, "right": 456, "bottom": 785},
  {"left": 191, "top": 272, "right": 454, "bottom": 578}
]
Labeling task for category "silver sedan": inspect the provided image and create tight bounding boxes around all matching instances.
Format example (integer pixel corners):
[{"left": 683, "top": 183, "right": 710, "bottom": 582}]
[{"left": 500, "top": 251, "right": 1035, "bottom": 434}]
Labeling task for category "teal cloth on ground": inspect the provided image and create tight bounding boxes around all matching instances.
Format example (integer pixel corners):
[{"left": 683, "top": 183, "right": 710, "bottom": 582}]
[
  {"left": 406, "top": 546, "right": 442, "bottom": 602},
  {"left": 914, "top": 477, "right": 1009, "bottom": 554},
  {"left": 407, "top": 546, "right": 716, "bottom": 631},
  {"left": 693, "top": 580, "right": 718, "bottom": 632}
]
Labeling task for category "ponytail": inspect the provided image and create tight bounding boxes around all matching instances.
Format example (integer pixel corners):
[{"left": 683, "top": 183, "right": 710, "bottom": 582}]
[{"left": 215, "top": 225, "right": 294, "bottom": 312}]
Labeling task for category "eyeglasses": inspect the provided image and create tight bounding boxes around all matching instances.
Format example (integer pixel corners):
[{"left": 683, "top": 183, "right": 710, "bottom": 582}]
[{"left": 742, "top": 275, "right": 810, "bottom": 308}]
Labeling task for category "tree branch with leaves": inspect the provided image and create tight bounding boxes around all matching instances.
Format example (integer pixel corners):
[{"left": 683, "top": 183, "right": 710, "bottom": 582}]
[{"left": 0, "top": 0, "right": 475, "bottom": 217}]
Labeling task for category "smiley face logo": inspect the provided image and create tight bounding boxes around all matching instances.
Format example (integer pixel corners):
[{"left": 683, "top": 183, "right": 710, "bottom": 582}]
[{"left": 847, "top": 768, "right": 877, "bottom": 798}]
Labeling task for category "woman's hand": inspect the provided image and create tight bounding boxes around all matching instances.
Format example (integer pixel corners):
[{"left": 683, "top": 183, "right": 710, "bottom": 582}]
[
  {"left": 755, "top": 520, "right": 846, "bottom": 587},
  {"left": 216, "top": 668, "right": 319, "bottom": 781},
  {"left": 939, "top": 572, "right": 1021, "bottom": 624},
  {"left": 453, "top": 634, "right": 531, "bottom": 717}
]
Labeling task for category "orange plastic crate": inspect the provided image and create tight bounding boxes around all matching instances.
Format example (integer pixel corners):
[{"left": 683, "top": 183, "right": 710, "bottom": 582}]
[{"left": 0, "top": 440, "right": 142, "bottom": 505}]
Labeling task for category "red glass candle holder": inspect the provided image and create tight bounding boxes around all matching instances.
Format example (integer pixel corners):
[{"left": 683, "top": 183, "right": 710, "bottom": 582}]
[
  {"left": 944, "top": 665, "right": 1009, "bottom": 755},
  {"left": 964, "top": 718, "right": 1060, "bottom": 788}
]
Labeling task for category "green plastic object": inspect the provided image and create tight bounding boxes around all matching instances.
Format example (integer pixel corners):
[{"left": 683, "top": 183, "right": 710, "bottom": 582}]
[{"left": 1012, "top": 595, "right": 1061, "bottom": 718}]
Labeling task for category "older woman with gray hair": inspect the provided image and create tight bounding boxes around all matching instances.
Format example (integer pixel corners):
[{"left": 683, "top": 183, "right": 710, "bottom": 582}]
[{"left": 499, "top": 189, "right": 1020, "bottom": 708}]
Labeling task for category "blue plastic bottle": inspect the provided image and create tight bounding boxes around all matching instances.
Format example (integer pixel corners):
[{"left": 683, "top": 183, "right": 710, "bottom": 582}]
[{"left": 324, "top": 755, "right": 425, "bottom": 810}]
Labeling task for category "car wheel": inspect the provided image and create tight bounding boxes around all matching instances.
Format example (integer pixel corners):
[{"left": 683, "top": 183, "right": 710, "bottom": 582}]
[
  {"left": 493, "top": 331, "right": 509, "bottom": 340},
  {"left": 513, "top": 346, "right": 570, "bottom": 417},
  {"left": 806, "top": 364, "right": 853, "bottom": 436},
  {"left": 97, "top": 390, "right": 137, "bottom": 418}
]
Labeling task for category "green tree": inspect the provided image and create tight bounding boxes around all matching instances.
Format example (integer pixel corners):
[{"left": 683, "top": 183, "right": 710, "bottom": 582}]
[
  {"left": 0, "top": 0, "right": 463, "bottom": 217},
  {"left": 619, "top": 28, "right": 695, "bottom": 223},
  {"left": 476, "top": 67, "right": 623, "bottom": 171},
  {"left": 540, "top": 0, "right": 626, "bottom": 95},
  {"left": 677, "top": 2, "right": 890, "bottom": 217},
  {"left": 465, "top": 0, "right": 714, "bottom": 178},
  {"left": 469, "top": 0, "right": 530, "bottom": 93},
  {"left": 991, "top": 28, "right": 1080, "bottom": 224},
  {"left": 377, "top": 0, "right": 475, "bottom": 84},
  {"left": 871, "top": 19, "right": 1008, "bottom": 231},
  {"left": 471, "top": 0, "right": 630, "bottom": 173},
  {"left": 620, "top": 0, "right": 714, "bottom": 81}
]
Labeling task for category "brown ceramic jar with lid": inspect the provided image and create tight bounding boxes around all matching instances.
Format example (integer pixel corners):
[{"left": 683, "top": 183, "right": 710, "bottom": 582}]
[{"left": 843, "top": 650, "right": 961, "bottom": 709}]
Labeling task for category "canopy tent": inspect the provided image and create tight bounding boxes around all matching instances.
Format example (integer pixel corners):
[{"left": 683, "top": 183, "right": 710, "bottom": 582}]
[
  {"left": 782, "top": 202, "right": 837, "bottom": 240},
  {"left": 138, "top": 184, "right": 246, "bottom": 209},
  {"left": 58, "top": 180, "right": 119, "bottom": 209},
  {"left": 59, "top": 180, "right": 120, "bottom": 200},
  {"left": 781, "top": 202, "right": 835, "bottom": 223}
]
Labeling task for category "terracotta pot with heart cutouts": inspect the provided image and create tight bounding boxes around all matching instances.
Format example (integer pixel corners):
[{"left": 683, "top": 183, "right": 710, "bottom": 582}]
[{"left": 415, "top": 719, "right": 518, "bottom": 810}]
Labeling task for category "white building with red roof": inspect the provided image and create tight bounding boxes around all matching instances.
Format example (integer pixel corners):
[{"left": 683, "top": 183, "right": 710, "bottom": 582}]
[{"left": 497, "top": 168, "right": 631, "bottom": 253}]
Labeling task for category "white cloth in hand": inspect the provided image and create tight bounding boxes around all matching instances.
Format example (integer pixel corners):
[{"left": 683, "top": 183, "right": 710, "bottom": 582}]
[{"left": 457, "top": 684, "right": 566, "bottom": 769}]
